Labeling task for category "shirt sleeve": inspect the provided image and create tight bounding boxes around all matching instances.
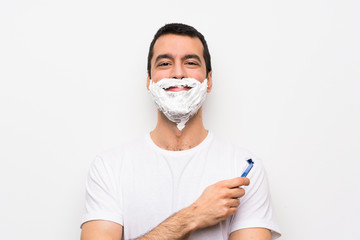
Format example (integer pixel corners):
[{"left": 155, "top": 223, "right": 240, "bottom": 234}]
[
  {"left": 80, "top": 155, "right": 123, "bottom": 227},
  {"left": 230, "top": 158, "right": 281, "bottom": 239}
]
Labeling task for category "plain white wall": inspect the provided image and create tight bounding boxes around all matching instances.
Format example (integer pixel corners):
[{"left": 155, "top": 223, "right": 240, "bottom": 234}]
[{"left": 1, "top": 0, "right": 359, "bottom": 239}]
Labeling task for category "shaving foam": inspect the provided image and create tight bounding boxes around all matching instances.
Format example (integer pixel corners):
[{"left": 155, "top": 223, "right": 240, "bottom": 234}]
[{"left": 149, "top": 78, "right": 208, "bottom": 131}]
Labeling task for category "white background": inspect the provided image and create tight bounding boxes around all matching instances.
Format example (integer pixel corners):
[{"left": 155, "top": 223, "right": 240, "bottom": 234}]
[{"left": 1, "top": 0, "right": 359, "bottom": 239}]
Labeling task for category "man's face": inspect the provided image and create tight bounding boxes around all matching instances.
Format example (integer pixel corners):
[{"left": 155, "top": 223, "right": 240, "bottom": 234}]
[{"left": 147, "top": 34, "right": 212, "bottom": 93}]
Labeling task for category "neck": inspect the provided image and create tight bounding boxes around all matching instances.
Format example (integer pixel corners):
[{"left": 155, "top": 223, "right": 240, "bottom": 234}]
[{"left": 150, "top": 108, "right": 208, "bottom": 151}]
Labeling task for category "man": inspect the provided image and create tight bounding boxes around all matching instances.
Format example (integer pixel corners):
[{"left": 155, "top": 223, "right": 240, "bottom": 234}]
[{"left": 81, "top": 23, "right": 281, "bottom": 240}]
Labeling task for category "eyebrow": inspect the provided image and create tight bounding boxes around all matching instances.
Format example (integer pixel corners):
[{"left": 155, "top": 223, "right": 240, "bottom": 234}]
[
  {"left": 154, "top": 54, "right": 202, "bottom": 64},
  {"left": 182, "top": 54, "right": 201, "bottom": 63},
  {"left": 154, "top": 54, "right": 173, "bottom": 64}
]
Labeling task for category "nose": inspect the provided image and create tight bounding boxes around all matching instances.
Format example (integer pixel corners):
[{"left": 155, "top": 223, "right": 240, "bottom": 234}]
[{"left": 171, "top": 62, "right": 185, "bottom": 79}]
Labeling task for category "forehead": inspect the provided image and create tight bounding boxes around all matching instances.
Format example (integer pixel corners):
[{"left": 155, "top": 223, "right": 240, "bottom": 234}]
[{"left": 152, "top": 34, "right": 204, "bottom": 60}]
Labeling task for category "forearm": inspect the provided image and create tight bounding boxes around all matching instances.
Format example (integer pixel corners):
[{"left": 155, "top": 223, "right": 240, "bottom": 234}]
[
  {"left": 136, "top": 205, "right": 198, "bottom": 240},
  {"left": 137, "top": 177, "right": 249, "bottom": 240}
]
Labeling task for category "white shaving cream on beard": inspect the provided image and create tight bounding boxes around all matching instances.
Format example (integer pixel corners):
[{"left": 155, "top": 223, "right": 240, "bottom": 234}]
[{"left": 149, "top": 78, "right": 208, "bottom": 131}]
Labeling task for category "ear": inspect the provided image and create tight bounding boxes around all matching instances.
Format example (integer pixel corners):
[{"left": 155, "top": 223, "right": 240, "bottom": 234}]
[
  {"left": 206, "top": 71, "right": 213, "bottom": 93},
  {"left": 147, "top": 72, "right": 150, "bottom": 90}
]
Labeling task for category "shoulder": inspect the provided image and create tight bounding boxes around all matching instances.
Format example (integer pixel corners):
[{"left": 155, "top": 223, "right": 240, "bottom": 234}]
[
  {"left": 210, "top": 133, "right": 266, "bottom": 174},
  {"left": 211, "top": 133, "right": 261, "bottom": 160},
  {"left": 92, "top": 135, "right": 149, "bottom": 170}
]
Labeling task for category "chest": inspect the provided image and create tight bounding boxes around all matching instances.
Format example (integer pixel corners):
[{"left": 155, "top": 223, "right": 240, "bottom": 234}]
[{"left": 119, "top": 150, "right": 238, "bottom": 239}]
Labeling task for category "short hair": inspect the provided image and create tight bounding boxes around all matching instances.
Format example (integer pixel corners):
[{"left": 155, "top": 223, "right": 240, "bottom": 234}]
[{"left": 147, "top": 23, "right": 212, "bottom": 79}]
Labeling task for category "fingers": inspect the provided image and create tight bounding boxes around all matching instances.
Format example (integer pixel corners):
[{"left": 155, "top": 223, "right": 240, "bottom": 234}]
[
  {"left": 228, "top": 187, "right": 246, "bottom": 199},
  {"left": 222, "top": 177, "right": 250, "bottom": 188},
  {"left": 227, "top": 198, "right": 240, "bottom": 208}
]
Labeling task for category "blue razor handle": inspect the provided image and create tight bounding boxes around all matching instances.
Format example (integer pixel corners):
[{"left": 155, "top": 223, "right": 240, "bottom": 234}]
[{"left": 241, "top": 159, "right": 254, "bottom": 177}]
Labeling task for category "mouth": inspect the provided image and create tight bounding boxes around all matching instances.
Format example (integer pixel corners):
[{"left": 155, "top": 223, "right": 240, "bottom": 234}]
[{"left": 164, "top": 86, "right": 192, "bottom": 92}]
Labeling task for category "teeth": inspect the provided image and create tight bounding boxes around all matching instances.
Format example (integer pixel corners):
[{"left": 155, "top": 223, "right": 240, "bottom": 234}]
[{"left": 164, "top": 85, "right": 190, "bottom": 89}]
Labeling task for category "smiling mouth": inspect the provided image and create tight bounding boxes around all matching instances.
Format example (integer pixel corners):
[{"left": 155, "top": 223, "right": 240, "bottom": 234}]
[{"left": 165, "top": 86, "right": 192, "bottom": 92}]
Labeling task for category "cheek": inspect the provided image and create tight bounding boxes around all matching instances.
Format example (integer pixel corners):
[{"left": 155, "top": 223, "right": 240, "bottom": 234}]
[
  {"left": 151, "top": 71, "right": 167, "bottom": 81},
  {"left": 187, "top": 69, "right": 206, "bottom": 81}
]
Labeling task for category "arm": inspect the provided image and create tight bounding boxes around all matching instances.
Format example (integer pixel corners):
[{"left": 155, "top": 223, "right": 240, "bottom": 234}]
[
  {"left": 228, "top": 158, "right": 280, "bottom": 239},
  {"left": 81, "top": 220, "right": 123, "bottom": 240},
  {"left": 136, "top": 177, "right": 250, "bottom": 240},
  {"left": 229, "top": 228, "right": 272, "bottom": 240}
]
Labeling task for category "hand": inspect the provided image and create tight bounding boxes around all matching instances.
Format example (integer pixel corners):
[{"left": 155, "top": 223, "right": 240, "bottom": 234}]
[
  {"left": 189, "top": 177, "right": 250, "bottom": 229},
  {"left": 134, "top": 177, "right": 250, "bottom": 240}
]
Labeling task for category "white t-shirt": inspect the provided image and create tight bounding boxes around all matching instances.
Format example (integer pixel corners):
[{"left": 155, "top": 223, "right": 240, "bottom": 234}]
[{"left": 81, "top": 132, "right": 281, "bottom": 239}]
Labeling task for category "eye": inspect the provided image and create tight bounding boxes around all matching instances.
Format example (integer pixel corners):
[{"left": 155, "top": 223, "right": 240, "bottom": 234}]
[
  {"left": 157, "top": 62, "right": 171, "bottom": 67},
  {"left": 185, "top": 61, "right": 199, "bottom": 66}
]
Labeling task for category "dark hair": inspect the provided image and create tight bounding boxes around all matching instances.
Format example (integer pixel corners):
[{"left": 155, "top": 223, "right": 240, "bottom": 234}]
[{"left": 147, "top": 23, "right": 212, "bottom": 79}]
